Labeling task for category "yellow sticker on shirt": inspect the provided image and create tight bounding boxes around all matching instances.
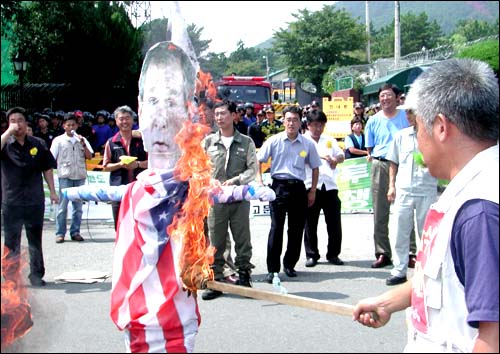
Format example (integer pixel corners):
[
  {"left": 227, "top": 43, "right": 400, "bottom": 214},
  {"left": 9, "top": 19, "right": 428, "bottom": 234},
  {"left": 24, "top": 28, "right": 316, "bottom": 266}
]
[
  {"left": 30, "top": 147, "right": 38, "bottom": 156},
  {"left": 326, "top": 140, "right": 333, "bottom": 149},
  {"left": 299, "top": 150, "right": 307, "bottom": 158}
]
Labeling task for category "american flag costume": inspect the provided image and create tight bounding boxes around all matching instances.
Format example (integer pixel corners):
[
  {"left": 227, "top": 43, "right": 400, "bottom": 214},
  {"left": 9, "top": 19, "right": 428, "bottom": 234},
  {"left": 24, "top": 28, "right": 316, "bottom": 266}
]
[{"left": 110, "top": 169, "right": 200, "bottom": 353}]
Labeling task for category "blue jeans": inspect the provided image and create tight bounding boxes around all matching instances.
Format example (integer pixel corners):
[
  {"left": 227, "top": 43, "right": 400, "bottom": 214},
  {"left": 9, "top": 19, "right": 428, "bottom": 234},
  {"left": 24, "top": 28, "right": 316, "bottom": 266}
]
[{"left": 56, "top": 178, "right": 86, "bottom": 237}]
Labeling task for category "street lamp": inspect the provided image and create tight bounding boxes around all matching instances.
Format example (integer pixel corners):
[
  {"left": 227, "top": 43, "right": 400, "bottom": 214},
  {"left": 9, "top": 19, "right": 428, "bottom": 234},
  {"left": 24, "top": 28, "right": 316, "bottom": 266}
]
[
  {"left": 13, "top": 52, "right": 28, "bottom": 106},
  {"left": 263, "top": 55, "right": 270, "bottom": 81}
]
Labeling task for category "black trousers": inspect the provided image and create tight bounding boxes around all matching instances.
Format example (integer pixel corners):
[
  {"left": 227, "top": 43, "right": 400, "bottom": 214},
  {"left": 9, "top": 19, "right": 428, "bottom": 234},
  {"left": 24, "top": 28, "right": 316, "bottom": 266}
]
[
  {"left": 304, "top": 186, "right": 342, "bottom": 261},
  {"left": 112, "top": 201, "right": 120, "bottom": 231},
  {"left": 2, "top": 203, "right": 45, "bottom": 281},
  {"left": 267, "top": 179, "right": 307, "bottom": 273}
]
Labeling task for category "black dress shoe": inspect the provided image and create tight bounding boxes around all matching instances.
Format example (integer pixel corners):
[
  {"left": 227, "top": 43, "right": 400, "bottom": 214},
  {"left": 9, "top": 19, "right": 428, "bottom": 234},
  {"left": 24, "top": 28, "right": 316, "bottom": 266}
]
[
  {"left": 30, "top": 277, "right": 47, "bottom": 287},
  {"left": 408, "top": 255, "right": 416, "bottom": 269},
  {"left": 328, "top": 257, "right": 344, "bottom": 265},
  {"left": 305, "top": 258, "right": 317, "bottom": 267},
  {"left": 264, "top": 273, "right": 274, "bottom": 284},
  {"left": 201, "top": 289, "right": 223, "bottom": 300},
  {"left": 386, "top": 275, "right": 407, "bottom": 286},
  {"left": 371, "top": 255, "right": 392, "bottom": 268},
  {"left": 284, "top": 268, "right": 297, "bottom": 277}
]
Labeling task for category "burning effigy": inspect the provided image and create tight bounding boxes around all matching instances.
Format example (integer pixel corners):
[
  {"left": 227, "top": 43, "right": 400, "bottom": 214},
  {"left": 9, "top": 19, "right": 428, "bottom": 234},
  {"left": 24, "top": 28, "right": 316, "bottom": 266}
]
[
  {"left": 63, "top": 41, "right": 275, "bottom": 353},
  {"left": 60, "top": 3, "right": 364, "bottom": 350},
  {"left": 106, "top": 39, "right": 210, "bottom": 353},
  {"left": 59, "top": 4, "right": 274, "bottom": 351}
]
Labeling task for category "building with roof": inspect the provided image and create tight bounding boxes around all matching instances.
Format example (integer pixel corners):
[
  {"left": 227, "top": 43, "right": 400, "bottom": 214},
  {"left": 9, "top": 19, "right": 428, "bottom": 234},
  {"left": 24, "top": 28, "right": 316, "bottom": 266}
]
[{"left": 362, "top": 66, "right": 430, "bottom": 106}]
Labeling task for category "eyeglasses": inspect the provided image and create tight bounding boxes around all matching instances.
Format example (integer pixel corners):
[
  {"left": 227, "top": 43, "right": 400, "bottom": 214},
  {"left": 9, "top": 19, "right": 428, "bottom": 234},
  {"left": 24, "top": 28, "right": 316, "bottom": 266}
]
[{"left": 257, "top": 114, "right": 264, "bottom": 117}]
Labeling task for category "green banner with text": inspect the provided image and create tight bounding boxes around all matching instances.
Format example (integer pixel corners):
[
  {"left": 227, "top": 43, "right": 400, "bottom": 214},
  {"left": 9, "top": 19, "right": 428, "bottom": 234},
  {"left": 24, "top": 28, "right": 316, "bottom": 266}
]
[{"left": 337, "top": 157, "right": 373, "bottom": 213}]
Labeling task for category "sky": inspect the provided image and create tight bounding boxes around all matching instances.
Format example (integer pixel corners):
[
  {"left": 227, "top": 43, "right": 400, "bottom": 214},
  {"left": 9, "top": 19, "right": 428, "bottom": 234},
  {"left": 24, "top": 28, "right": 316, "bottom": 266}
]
[{"left": 150, "top": 1, "right": 336, "bottom": 54}]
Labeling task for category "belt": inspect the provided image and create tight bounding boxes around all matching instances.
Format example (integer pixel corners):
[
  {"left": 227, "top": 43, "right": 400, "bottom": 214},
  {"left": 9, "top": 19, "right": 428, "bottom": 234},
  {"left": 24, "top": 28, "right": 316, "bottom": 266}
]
[
  {"left": 273, "top": 178, "right": 304, "bottom": 185},
  {"left": 372, "top": 156, "right": 389, "bottom": 162}
]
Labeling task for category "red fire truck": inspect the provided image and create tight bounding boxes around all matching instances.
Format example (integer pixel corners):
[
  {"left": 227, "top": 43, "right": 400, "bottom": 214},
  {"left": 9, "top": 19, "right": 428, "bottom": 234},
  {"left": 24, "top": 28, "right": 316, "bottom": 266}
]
[{"left": 215, "top": 76, "right": 272, "bottom": 112}]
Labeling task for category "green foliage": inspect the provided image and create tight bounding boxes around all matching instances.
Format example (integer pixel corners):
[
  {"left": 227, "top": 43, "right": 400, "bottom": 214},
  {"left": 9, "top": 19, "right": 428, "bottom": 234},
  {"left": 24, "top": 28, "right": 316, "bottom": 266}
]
[
  {"left": 225, "top": 60, "right": 263, "bottom": 77},
  {"left": 140, "top": 18, "right": 169, "bottom": 55},
  {"left": 221, "top": 41, "right": 274, "bottom": 78},
  {"left": 456, "top": 39, "right": 499, "bottom": 72},
  {"left": 4, "top": 0, "right": 498, "bottom": 110},
  {"left": 140, "top": 20, "right": 211, "bottom": 72},
  {"left": 322, "top": 64, "right": 370, "bottom": 94},
  {"left": 0, "top": 1, "right": 22, "bottom": 37},
  {"left": 321, "top": 65, "right": 339, "bottom": 94},
  {"left": 273, "top": 5, "right": 365, "bottom": 94},
  {"left": 400, "top": 13, "right": 443, "bottom": 54},
  {"left": 450, "top": 19, "right": 499, "bottom": 43},
  {"left": 370, "top": 12, "right": 443, "bottom": 60},
  {"left": 336, "top": 1, "right": 499, "bottom": 35},
  {"left": 1, "top": 37, "right": 16, "bottom": 85},
  {"left": 8, "top": 1, "right": 142, "bottom": 89},
  {"left": 199, "top": 52, "right": 228, "bottom": 80},
  {"left": 186, "top": 23, "right": 211, "bottom": 59}
]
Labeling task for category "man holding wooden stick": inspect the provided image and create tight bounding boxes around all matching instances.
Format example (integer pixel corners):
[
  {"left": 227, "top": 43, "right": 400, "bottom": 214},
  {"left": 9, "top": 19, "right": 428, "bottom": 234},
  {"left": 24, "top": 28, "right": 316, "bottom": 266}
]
[{"left": 353, "top": 59, "right": 499, "bottom": 353}]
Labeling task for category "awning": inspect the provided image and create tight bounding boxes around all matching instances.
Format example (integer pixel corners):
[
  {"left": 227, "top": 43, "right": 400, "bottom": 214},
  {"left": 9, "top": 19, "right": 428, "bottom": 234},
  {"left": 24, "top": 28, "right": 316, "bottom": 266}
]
[{"left": 362, "top": 66, "right": 430, "bottom": 96}]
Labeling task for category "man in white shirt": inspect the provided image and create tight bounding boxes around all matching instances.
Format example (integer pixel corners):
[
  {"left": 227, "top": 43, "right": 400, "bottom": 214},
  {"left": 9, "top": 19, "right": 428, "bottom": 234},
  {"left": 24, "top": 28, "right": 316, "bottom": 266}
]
[
  {"left": 302, "top": 109, "right": 345, "bottom": 267},
  {"left": 385, "top": 99, "right": 438, "bottom": 285},
  {"left": 50, "top": 113, "right": 93, "bottom": 243}
]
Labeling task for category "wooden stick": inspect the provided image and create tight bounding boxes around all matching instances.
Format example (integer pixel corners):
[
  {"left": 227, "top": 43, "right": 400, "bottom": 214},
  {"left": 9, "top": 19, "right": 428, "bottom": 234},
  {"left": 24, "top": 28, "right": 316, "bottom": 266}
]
[{"left": 206, "top": 281, "right": 354, "bottom": 317}]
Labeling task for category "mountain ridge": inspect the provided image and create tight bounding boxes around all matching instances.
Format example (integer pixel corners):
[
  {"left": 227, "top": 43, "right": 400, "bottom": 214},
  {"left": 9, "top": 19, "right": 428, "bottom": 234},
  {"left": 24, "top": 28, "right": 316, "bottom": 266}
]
[{"left": 254, "top": 1, "right": 499, "bottom": 50}]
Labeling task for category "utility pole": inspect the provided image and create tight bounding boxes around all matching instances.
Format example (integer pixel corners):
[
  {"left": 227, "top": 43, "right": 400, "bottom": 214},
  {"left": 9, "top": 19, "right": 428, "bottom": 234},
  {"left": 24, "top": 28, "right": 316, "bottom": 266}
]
[
  {"left": 394, "top": 1, "right": 401, "bottom": 68},
  {"left": 263, "top": 55, "right": 270, "bottom": 81},
  {"left": 365, "top": 1, "right": 371, "bottom": 63}
]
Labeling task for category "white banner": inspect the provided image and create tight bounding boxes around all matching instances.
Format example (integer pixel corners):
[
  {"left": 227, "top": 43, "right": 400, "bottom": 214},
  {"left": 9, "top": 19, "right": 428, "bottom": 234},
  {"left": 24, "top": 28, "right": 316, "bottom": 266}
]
[
  {"left": 44, "top": 171, "right": 114, "bottom": 221},
  {"left": 44, "top": 165, "right": 371, "bottom": 220}
]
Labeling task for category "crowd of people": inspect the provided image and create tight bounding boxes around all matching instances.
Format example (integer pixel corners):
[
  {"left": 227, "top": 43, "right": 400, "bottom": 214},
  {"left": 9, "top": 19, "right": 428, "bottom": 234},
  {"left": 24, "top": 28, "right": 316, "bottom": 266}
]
[
  {"left": 0, "top": 108, "right": 138, "bottom": 155},
  {"left": 1, "top": 57, "right": 498, "bottom": 353}
]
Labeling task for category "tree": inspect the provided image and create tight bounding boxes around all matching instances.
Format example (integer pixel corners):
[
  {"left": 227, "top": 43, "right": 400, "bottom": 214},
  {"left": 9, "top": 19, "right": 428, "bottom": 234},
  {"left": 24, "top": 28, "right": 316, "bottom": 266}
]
[
  {"left": 199, "top": 52, "right": 228, "bottom": 81},
  {"left": 187, "top": 23, "right": 211, "bottom": 59},
  {"left": 273, "top": 5, "right": 365, "bottom": 94},
  {"left": 370, "top": 12, "right": 443, "bottom": 60},
  {"left": 141, "top": 18, "right": 215, "bottom": 79},
  {"left": 225, "top": 41, "right": 268, "bottom": 77},
  {"left": 456, "top": 39, "right": 499, "bottom": 73},
  {"left": 0, "top": 1, "right": 22, "bottom": 37},
  {"left": 322, "top": 64, "right": 371, "bottom": 94},
  {"left": 141, "top": 18, "right": 169, "bottom": 55},
  {"left": 399, "top": 12, "right": 443, "bottom": 55},
  {"left": 450, "top": 19, "right": 499, "bottom": 44},
  {"left": 141, "top": 20, "right": 210, "bottom": 57},
  {"left": 7, "top": 1, "right": 142, "bottom": 89}
]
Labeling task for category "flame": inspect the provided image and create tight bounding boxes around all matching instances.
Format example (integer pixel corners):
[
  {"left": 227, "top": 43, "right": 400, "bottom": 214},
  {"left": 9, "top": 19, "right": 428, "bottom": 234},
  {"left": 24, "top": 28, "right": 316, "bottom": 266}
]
[
  {"left": 1, "top": 247, "right": 33, "bottom": 350},
  {"left": 168, "top": 119, "right": 215, "bottom": 292},
  {"left": 196, "top": 70, "right": 219, "bottom": 125},
  {"left": 197, "top": 70, "right": 217, "bottom": 101},
  {"left": 167, "top": 69, "right": 222, "bottom": 292}
]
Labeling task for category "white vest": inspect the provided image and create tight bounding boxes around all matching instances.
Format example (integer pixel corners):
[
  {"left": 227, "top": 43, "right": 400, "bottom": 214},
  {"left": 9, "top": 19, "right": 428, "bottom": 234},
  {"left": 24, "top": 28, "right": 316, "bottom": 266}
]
[
  {"left": 52, "top": 135, "right": 88, "bottom": 180},
  {"left": 406, "top": 145, "right": 499, "bottom": 353}
]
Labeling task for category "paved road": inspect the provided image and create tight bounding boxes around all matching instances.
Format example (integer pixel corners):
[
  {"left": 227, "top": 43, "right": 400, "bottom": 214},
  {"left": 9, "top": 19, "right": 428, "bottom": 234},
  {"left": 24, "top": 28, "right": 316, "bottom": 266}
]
[{"left": 2, "top": 212, "right": 411, "bottom": 353}]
